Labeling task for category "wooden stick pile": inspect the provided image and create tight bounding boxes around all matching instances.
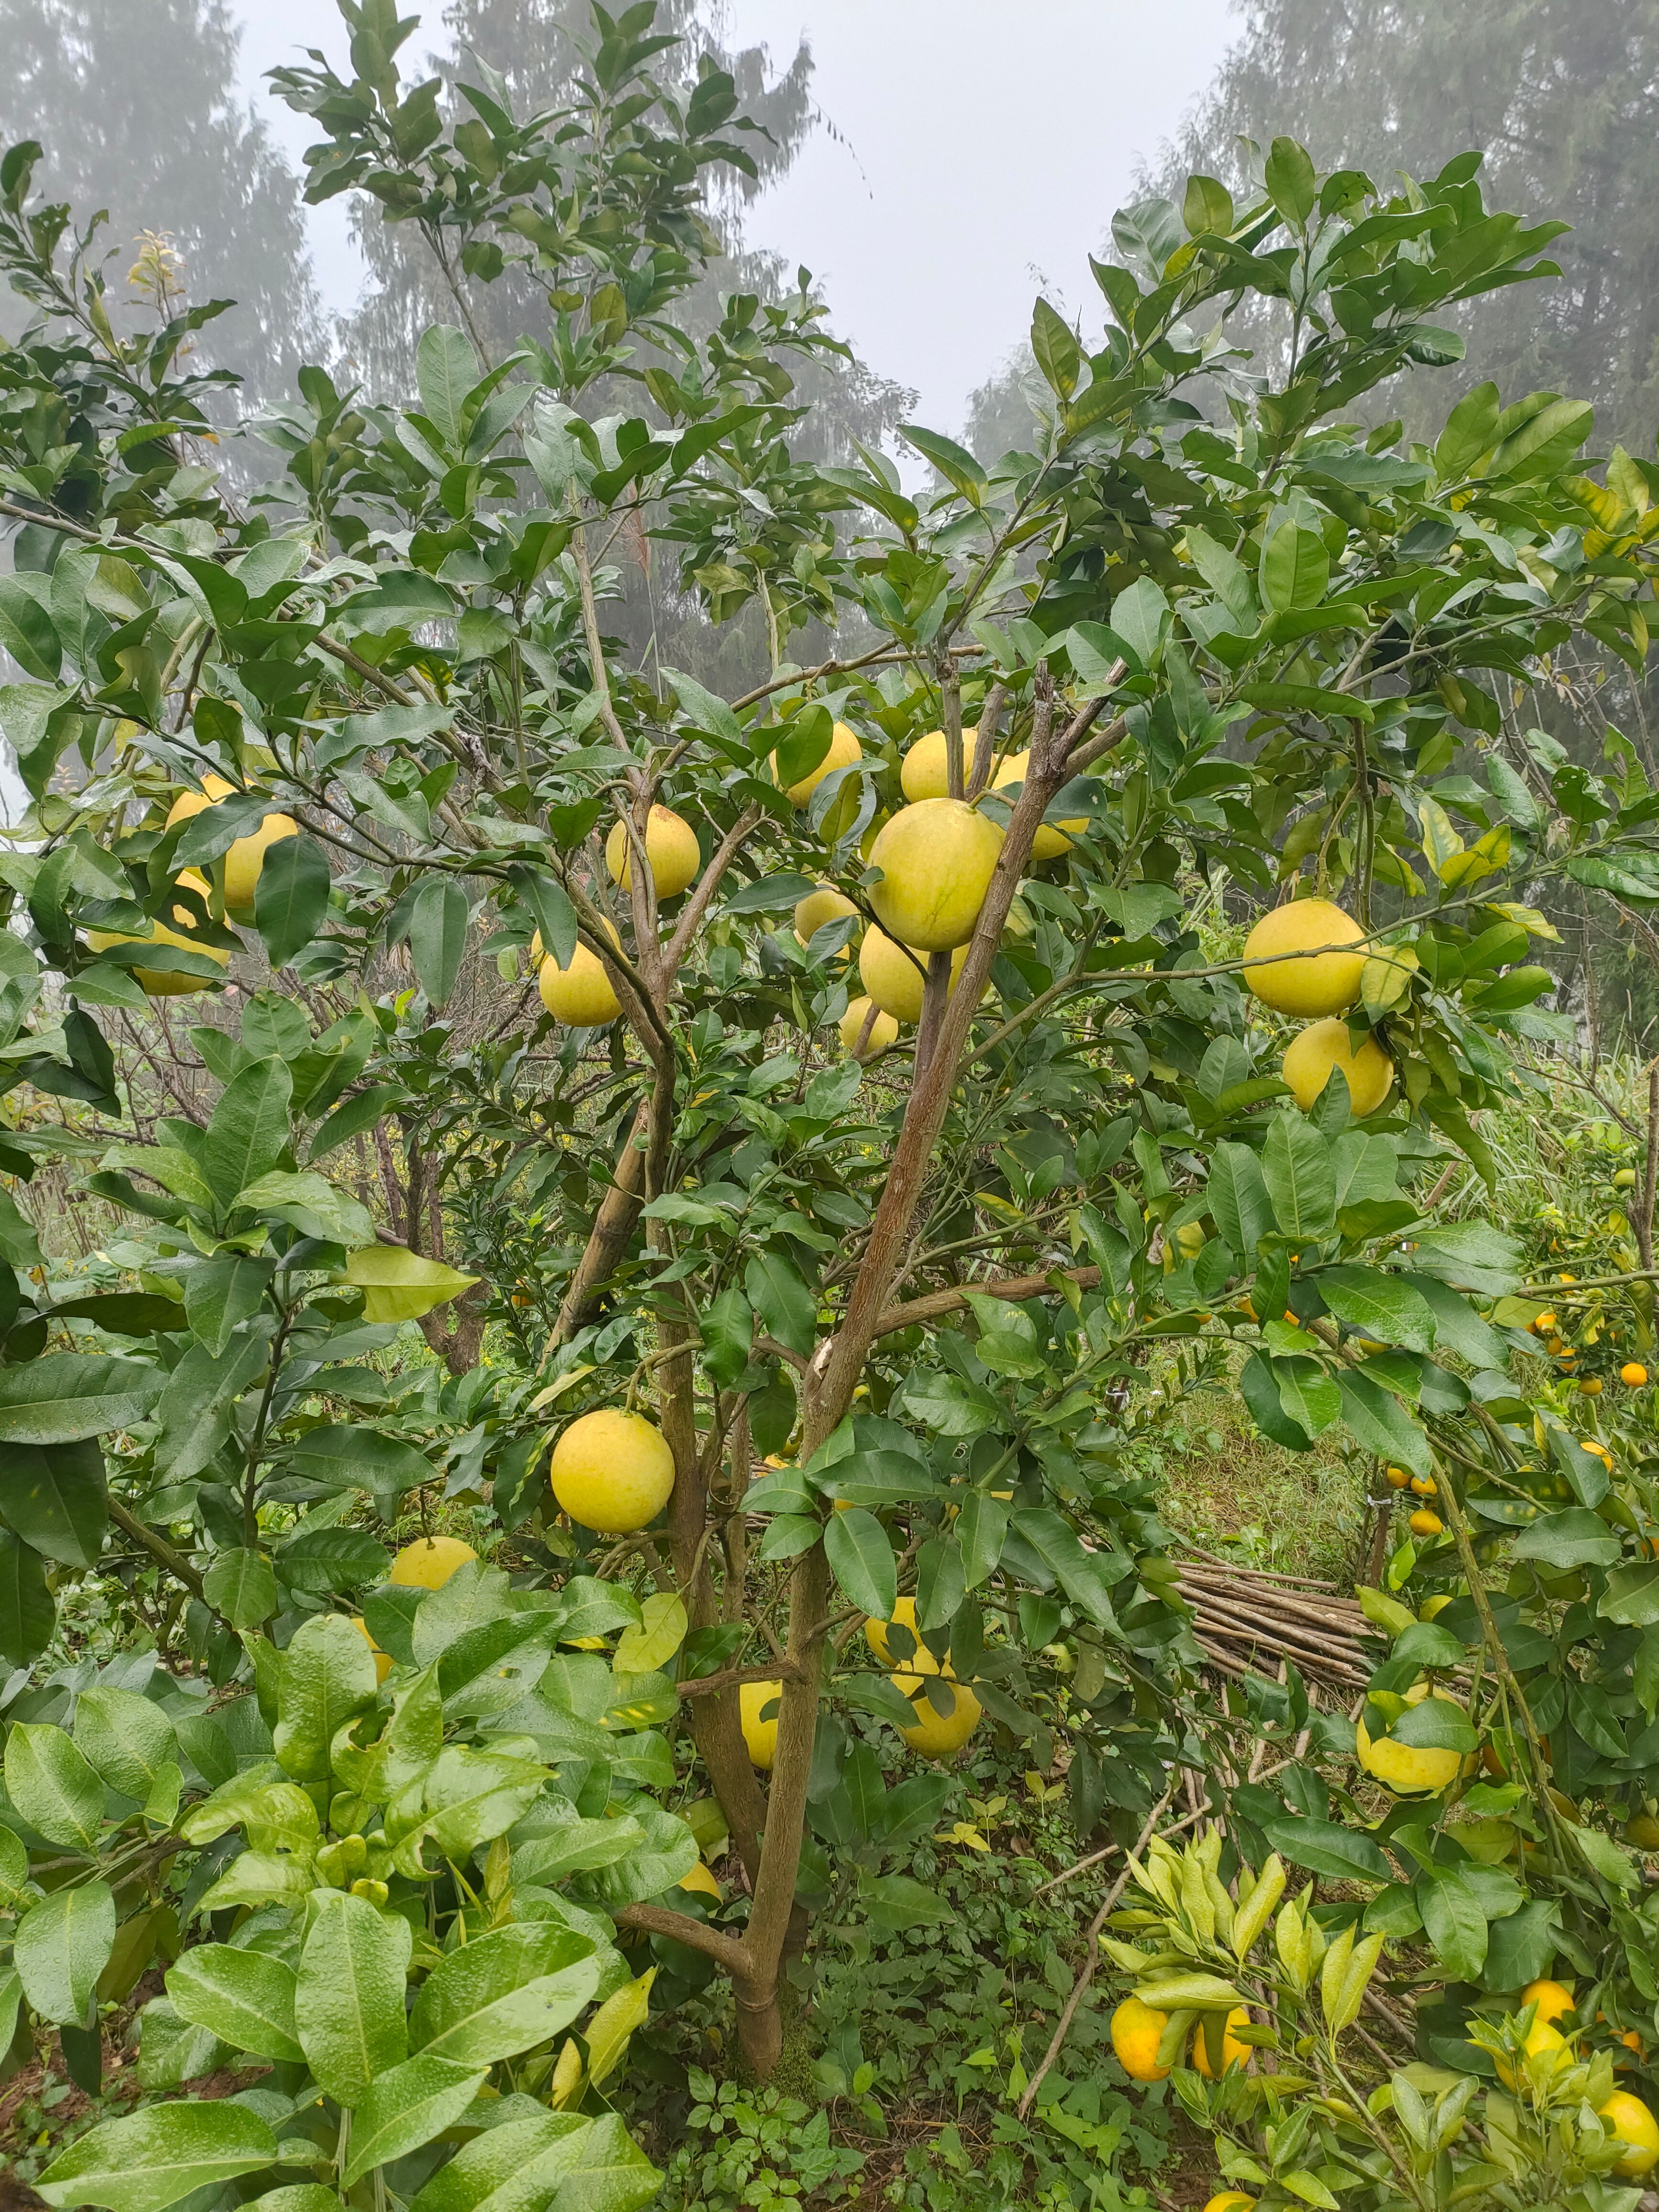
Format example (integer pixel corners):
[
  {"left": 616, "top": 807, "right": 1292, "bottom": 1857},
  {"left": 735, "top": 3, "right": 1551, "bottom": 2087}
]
[{"left": 1175, "top": 1558, "right": 1374, "bottom": 1697}]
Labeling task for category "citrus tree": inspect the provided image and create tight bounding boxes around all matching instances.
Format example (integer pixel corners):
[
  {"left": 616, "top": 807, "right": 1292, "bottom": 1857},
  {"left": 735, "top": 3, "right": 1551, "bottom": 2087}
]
[{"left": 6, "top": 3, "right": 1659, "bottom": 2190}]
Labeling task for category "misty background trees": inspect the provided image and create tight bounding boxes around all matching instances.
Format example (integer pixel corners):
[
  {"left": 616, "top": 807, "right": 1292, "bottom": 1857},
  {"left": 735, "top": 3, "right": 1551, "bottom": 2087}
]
[{"left": 2, "top": 0, "right": 1658, "bottom": 1027}]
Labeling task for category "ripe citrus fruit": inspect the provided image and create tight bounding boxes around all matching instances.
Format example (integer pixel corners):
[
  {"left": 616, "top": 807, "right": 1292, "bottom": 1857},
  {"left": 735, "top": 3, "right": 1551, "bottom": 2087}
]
[
  {"left": 86, "top": 903, "right": 232, "bottom": 996},
  {"left": 166, "top": 774, "right": 298, "bottom": 917},
  {"left": 1241, "top": 898, "right": 1365, "bottom": 1016},
  {"left": 1533, "top": 1310, "right": 1558, "bottom": 1335},
  {"left": 1356, "top": 1681, "right": 1465, "bottom": 1794},
  {"left": 1624, "top": 1362, "right": 1649, "bottom": 1386},
  {"left": 740, "top": 1679, "right": 783, "bottom": 1769},
  {"left": 1386, "top": 1465, "right": 1411, "bottom": 1489},
  {"left": 350, "top": 1616, "right": 392, "bottom": 1683},
  {"left": 1520, "top": 1979, "right": 1574, "bottom": 2026},
  {"left": 1410, "top": 1473, "right": 1438, "bottom": 1496},
  {"left": 1615, "top": 1167, "right": 1639, "bottom": 1189},
  {"left": 1582, "top": 1438, "right": 1613, "bottom": 1463},
  {"left": 867, "top": 798, "right": 1004, "bottom": 951},
  {"left": 537, "top": 918, "right": 622, "bottom": 1026},
  {"left": 794, "top": 885, "right": 859, "bottom": 957},
  {"left": 1201, "top": 2198, "right": 1256, "bottom": 2212},
  {"left": 1109, "top": 1996, "right": 1171, "bottom": 2082},
  {"left": 1408, "top": 1508, "right": 1444, "bottom": 1537},
  {"left": 895, "top": 1674, "right": 981, "bottom": 1757},
  {"left": 549, "top": 1408, "right": 676, "bottom": 1533},
  {"left": 858, "top": 928, "right": 975, "bottom": 1022},
  {"left": 838, "top": 995, "right": 899, "bottom": 1058},
  {"left": 864, "top": 1595, "right": 950, "bottom": 1673},
  {"left": 389, "top": 1535, "right": 478, "bottom": 1589},
  {"left": 605, "top": 805, "right": 700, "bottom": 898},
  {"left": 1579, "top": 1377, "right": 1603, "bottom": 1396},
  {"left": 1281, "top": 1018, "right": 1393, "bottom": 1116},
  {"left": 899, "top": 727, "right": 967, "bottom": 801},
  {"left": 677, "top": 1860, "right": 721, "bottom": 1902},
  {"left": 990, "top": 748, "right": 1086, "bottom": 858},
  {"left": 775, "top": 719, "right": 862, "bottom": 807},
  {"left": 1192, "top": 2006, "right": 1252, "bottom": 2078},
  {"left": 1599, "top": 2090, "right": 1659, "bottom": 2176},
  {"left": 1161, "top": 1221, "right": 1206, "bottom": 1272}
]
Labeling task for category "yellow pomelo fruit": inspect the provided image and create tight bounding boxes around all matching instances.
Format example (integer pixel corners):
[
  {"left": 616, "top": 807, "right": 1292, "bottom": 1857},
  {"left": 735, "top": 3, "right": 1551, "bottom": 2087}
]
[
  {"left": 1109, "top": 1996, "right": 1171, "bottom": 2083},
  {"left": 389, "top": 1535, "right": 477, "bottom": 1589},
  {"left": 1202, "top": 2198, "right": 1256, "bottom": 2212},
  {"left": 895, "top": 1674, "right": 981, "bottom": 1758},
  {"left": 605, "top": 805, "right": 700, "bottom": 898},
  {"left": 550, "top": 1407, "right": 676, "bottom": 1533},
  {"left": 858, "top": 928, "right": 973, "bottom": 1024},
  {"left": 351, "top": 1616, "right": 392, "bottom": 1684},
  {"left": 677, "top": 1860, "right": 721, "bottom": 1902},
  {"left": 1356, "top": 1680, "right": 1465, "bottom": 1795},
  {"left": 1493, "top": 2016, "right": 1569, "bottom": 2089},
  {"left": 867, "top": 799, "right": 1003, "bottom": 951},
  {"left": 899, "top": 726, "right": 989, "bottom": 802},
  {"left": 1241, "top": 898, "right": 1366, "bottom": 1016},
  {"left": 838, "top": 995, "right": 899, "bottom": 1058},
  {"left": 794, "top": 885, "right": 859, "bottom": 958},
  {"left": 86, "top": 906, "right": 232, "bottom": 996},
  {"left": 1282, "top": 1018, "right": 1394, "bottom": 1117},
  {"left": 992, "top": 749, "right": 1086, "bottom": 859},
  {"left": 775, "top": 718, "right": 862, "bottom": 809},
  {"left": 1601, "top": 2090, "right": 1659, "bottom": 2176},
  {"left": 166, "top": 774, "right": 299, "bottom": 918},
  {"left": 1521, "top": 1978, "right": 1574, "bottom": 2026},
  {"left": 1192, "top": 2006, "right": 1252, "bottom": 2078},
  {"left": 740, "top": 1679, "right": 783, "bottom": 1769},
  {"left": 537, "top": 917, "right": 622, "bottom": 1027},
  {"left": 864, "top": 1594, "right": 951, "bottom": 1674}
]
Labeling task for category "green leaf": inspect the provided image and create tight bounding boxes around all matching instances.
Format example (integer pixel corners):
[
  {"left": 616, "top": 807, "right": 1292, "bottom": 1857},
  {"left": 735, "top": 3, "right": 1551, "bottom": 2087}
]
[
  {"left": 1416, "top": 1869, "right": 1489, "bottom": 1980},
  {"left": 1512, "top": 1509, "right": 1621, "bottom": 1570},
  {"left": 1183, "top": 174, "right": 1234, "bottom": 237},
  {"left": 409, "top": 1922, "right": 599, "bottom": 2065},
  {"left": 203, "top": 1056, "right": 293, "bottom": 1206},
  {"left": 340, "top": 1245, "right": 478, "bottom": 1324},
  {"left": 36, "top": 2100, "right": 278, "bottom": 2212},
  {"left": 825, "top": 1507, "right": 896, "bottom": 1622},
  {"left": 5, "top": 1721, "right": 104, "bottom": 1850},
  {"left": 1029, "top": 298, "right": 1081, "bottom": 399},
  {"left": 544, "top": 2111, "right": 661, "bottom": 2212},
  {"left": 203, "top": 1548, "right": 280, "bottom": 1630},
  {"left": 343, "top": 2054, "right": 488, "bottom": 2186},
  {"left": 295, "top": 1889, "right": 411, "bottom": 2107},
  {"left": 900, "top": 423, "right": 986, "bottom": 503},
  {"left": 284, "top": 1423, "right": 433, "bottom": 1516},
  {"left": 165, "top": 1944, "right": 302, "bottom": 2064},
  {"left": 276, "top": 1527, "right": 389, "bottom": 1595},
  {"left": 1263, "top": 136, "right": 1317, "bottom": 226},
  {"left": 955, "top": 1491, "right": 1007, "bottom": 1591},
  {"left": 612, "top": 1593, "right": 687, "bottom": 1676},
  {"left": 745, "top": 1250, "right": 817, "bottom": 1357},
  {"left": 406, "top": 2112, "right": 596, "bottom": 2212},
  {"left": 272, "top": 1611, "right": 380, "bottom": 1783},
  {"left": 254, "top": 834, "right": 332, "bottom": 967},
  {"left": 390, "top": 1746, "right": 548, "bottom": 1876},
  {"left": 1335, "top": 1370, "right": 1429, "bottom": 1478},
  {"left": 233, "top": 1171, "right": 374, "bottom": 1246},
  {"left": 14, "top": 1881, "right": 116, "bottom": 2025},
  {"left": 0, "top": 1439, "right": 107, "bottom": 1567},
  {"left": 1261, "top": 1115, "right": 1336, "bottom": 1239},
  {"left": 0, "top": 575, "right": 61, "bottom": 680},
  {"left": 1209, "top": 1143, "right": 1272, "bottom": 1256},
  {"left": 74, "top": 1687, "right": 178, "bottom": 1801},
  {"left": 155, "top": 1334, "right": 271, "bottom": 1484},
  {"left": 417, "top": 326, "right": 481, "bottom": 451},
  {"left": 1434, "top": 381, "right": 1501, "bottom": 483},
  {"left": 0, "top": 1353, "right": 162, "bottom": 1443},
  {"left": 409, "top": 878, "right": 470, "bottom": 1008},
  {"left": 1259, "top": 522, "right": 1329, "bottom": 614},
  {"left": 1261, "top": 1818, "right": 1391, "bottom": 1884},
  {"left": 1598, "top": 1561, "right": 1659, "bottom": 1627},
  {"left": 1316, "top": 1268, "right": 1437, "bottom": 1354},
  {"left": 0, "top": 1529, "right": 55, "bottom": 1664}
]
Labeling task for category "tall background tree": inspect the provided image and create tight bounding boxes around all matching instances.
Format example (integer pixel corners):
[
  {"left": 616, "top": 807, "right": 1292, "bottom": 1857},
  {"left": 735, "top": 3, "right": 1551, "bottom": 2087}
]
[{"left": 0, "top": 0, "right": 322, "bottom": 403}]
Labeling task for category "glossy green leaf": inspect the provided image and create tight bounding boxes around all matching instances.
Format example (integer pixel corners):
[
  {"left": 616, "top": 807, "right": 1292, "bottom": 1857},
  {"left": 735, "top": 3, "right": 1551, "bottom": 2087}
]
[
  {"left": 0, "top": 1354, "right": 162, "bottom": 1444},
  {"left": 165, "top": 1943, "right": 303, "bottom": 2063},
  {"left": 5, "top": 1721, "right": 104, "bottom": 1850},
  {"left": 825, "top": 1506, "right": 895, "bottom": 1621},
  {"left": 74, "top": 1687, "right": 178, "bottom": 1801},
  {"left": 409, "top": 1922, "right": 599, "bottom": 2065},
  {"left": 272, "top": 1610, "right": 380, "bottom": 1783},
  {"left": 0, "top": 1439, "right": 107, "bottom": 1566},
  {"left": 14, "top": 1881, "right": 116, "bottom": 2025},
  {"left": 36, "top": 2099, "right": 277, "bottom": 2212},
  {"left": 295, "top": 1889, "right": 411, "bottom": 2107}
]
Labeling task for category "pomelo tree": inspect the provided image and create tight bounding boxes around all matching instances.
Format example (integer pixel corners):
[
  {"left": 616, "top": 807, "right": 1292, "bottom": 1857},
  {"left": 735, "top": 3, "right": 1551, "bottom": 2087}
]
[{"left": 4, "top": 4, "right": 1659, "bottom": 2171}]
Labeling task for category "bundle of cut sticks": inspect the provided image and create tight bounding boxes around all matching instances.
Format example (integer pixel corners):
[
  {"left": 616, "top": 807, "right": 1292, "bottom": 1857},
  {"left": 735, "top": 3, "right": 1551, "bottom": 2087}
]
[{"left": 1174, "top": 1555, "right": 1375, "bottom": 1698}]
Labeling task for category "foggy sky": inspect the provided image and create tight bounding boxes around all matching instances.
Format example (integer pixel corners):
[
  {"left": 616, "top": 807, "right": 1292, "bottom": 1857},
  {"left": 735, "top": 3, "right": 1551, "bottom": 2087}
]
[{"left": 230, "top": 0, "right": 1238, "bottom": 435}]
